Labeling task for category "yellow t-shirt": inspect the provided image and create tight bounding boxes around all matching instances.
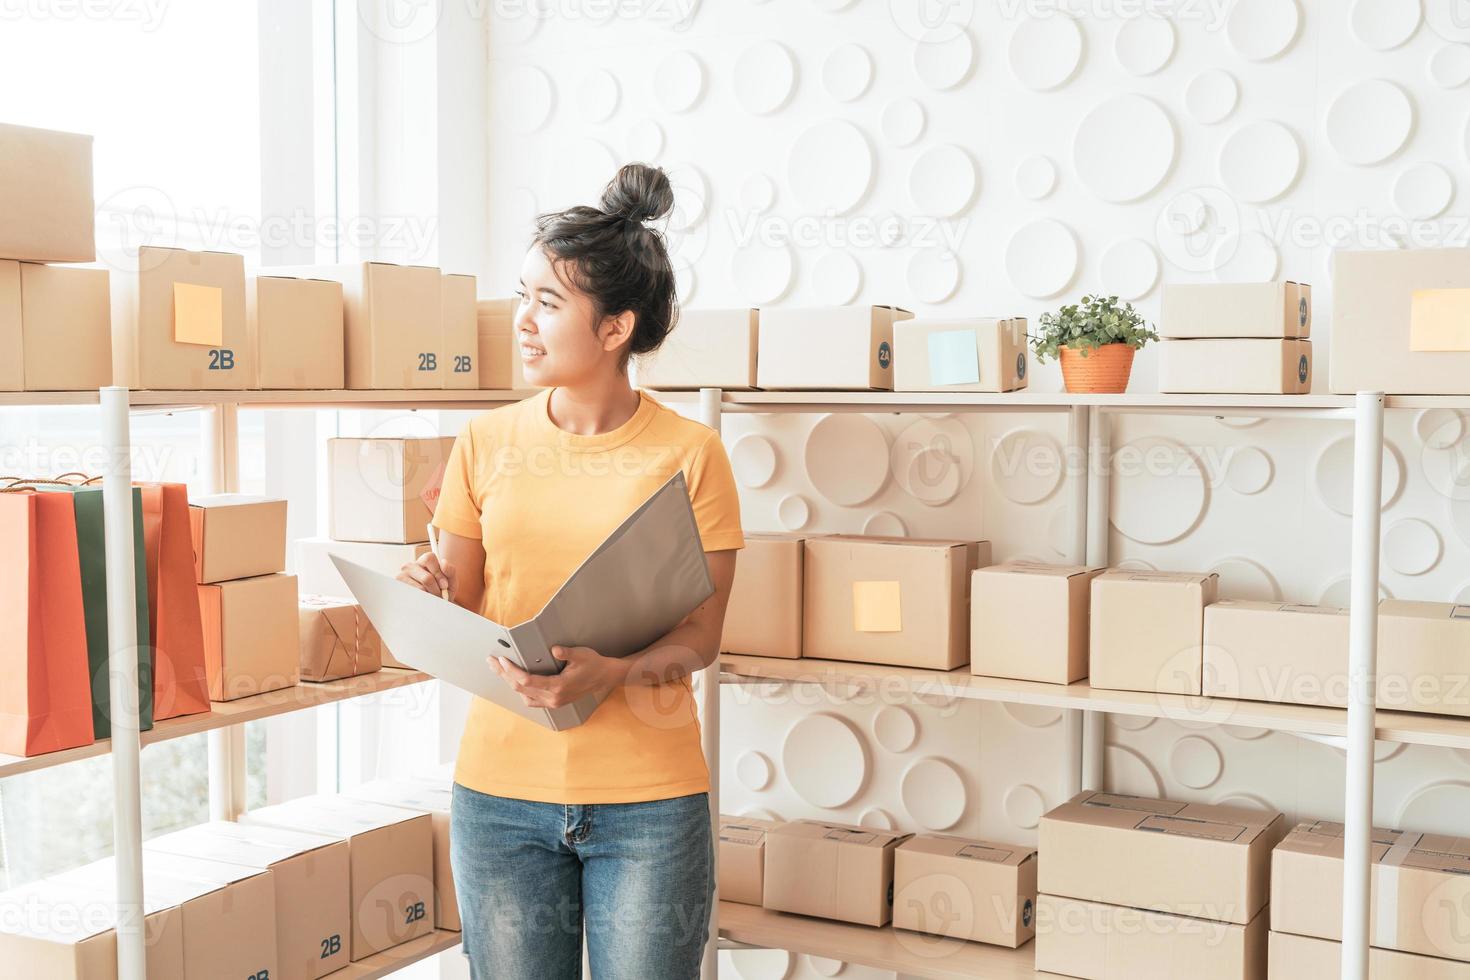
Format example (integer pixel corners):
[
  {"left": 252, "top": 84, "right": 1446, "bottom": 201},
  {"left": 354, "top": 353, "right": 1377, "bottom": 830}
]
[{"left": 432, "top": 387, "right": 744, "bottom": 804}]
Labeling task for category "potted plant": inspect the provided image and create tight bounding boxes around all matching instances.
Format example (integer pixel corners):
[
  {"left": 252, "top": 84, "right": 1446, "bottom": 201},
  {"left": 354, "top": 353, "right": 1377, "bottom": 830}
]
[{"left": 1030, "top": 294, "right": 1158, "bottom": 394}]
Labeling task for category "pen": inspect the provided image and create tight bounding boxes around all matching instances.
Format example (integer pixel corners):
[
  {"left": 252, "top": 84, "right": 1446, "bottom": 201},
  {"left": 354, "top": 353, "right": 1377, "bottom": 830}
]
[{"left": 426, "top": 523, "right": 450, "bottom": 601}]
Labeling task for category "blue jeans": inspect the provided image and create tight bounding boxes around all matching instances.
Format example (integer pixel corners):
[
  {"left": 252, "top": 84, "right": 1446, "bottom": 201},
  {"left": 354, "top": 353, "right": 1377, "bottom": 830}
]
[{"left": 450, "top": 783, "right": 714, "bottom": 979}]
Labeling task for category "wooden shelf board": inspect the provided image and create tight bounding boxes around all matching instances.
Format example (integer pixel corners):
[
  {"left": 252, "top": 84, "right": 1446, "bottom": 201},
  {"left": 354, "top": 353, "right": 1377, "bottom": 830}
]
[
  {"left": 0, "top": 389, "right": 536, "bottom": 410},
  {"left": 0, "top": 668, "right": 432, "bottom": 780},
  {"left": 340, "top": 929, "right": 462, "bottom": 979}
]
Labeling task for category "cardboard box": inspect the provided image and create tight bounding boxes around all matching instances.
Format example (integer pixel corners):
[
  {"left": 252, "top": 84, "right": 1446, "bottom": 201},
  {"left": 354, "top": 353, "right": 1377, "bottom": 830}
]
[
  {"left": 242, "top": 794, "right": 435, "bottom": 959},
  {"left": 1039, "top": 791, "right": 1285, "bottom": 925},
  {"left": 1203, "top": 601, "right": 1350, "bottom": 707},
  {"left": 757, "top": 305, "right": 912, "bottom": 390},
  {"left": 188, "top": 494, "right": 288, "bottom": 584},
  {"left": 145, "top": 821, "right": 350, "bottom": 980},
  {"left": 893, "top": 835, "right": 1038, "bottom": 948},
  {"left": 442, "top": 273, "right": 477, "bottom": 389},
  {"left": 271, "top": 262, "right": 444, "bottom": 389},
  {"left": 299, "top": 595, "right": 383, "bottom": 682},
  {"left": 893, "top": 317, "right": 1029, "bottom": 392},
  {"left": 1332, "top": 248, "right": 1470, "bottom": 394},
  {"left": 1159, "top": 339, "right": 1313, "bottom": 394},
  {"left": 0, "top": 122, "right": 94, "bottom": 262},
  {"left": 249, "top": 275, "right": 345, "bottom": 390},
  {"left": 0, "top": 879, "right": 182, "bottom": 980},
  {"left": 763, "top": 820, "right": 914, "bottom": 926},
  {"left": 295, "top": 537, "right": 430, "bottom": 597},
  {"left": 198, "top": 573, "right": 301, "bottom": 701},
  {"left": 1378, "top": 600, "right": 1470, "bottom": 717},
  {"left": 637, "top": 308, "right": 759, "bottom": 389},
  {"left": 1272, "top": 820, "right": 1470, "bottom": 963},
  {"left": 803, "top": 535, "right": 991, "bottom": 670},
  {"left": 1161, "top": 281, "right": 1311, "bottom": 339},
  {"left": 0, "top": 261, "right": 19, "bottom": 390},
  {"left": 111, "top": 246, "right": 253, "bottom": 390},
  {"left": 15, "top": 262, "right": 111, "bottom": 390},
  {"left": 1090, "top": 570, "right": 1219, "bottom": 695},
  {"left": 1269, "top": 930, "right": 1470, "bottom": 979},
  {"left": 475, "top": 297, "right": 517, "bottom": 389},
  {"left": 721, "top": 533, "right": 803, "bottom": 659},
  {"left": 1036, "top": 893, "right": 1267, "bottom": 980},
  {"left": 344, "top": 779, "right": 459, "bottom": 931},
  {"left": 328, "top": 436, "right": 455, "bottom": 544},
  {"left": 971, "top": 562, "right": 1103, "bottom": 684},
  {"left": 718, "top": 815, "right": 779, "bottom": 906}
]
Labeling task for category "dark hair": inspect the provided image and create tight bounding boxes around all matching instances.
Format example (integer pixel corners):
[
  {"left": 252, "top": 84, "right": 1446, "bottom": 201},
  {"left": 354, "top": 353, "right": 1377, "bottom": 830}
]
[{"left": 532, "top": 163, "right": 678, "bottom": 370}]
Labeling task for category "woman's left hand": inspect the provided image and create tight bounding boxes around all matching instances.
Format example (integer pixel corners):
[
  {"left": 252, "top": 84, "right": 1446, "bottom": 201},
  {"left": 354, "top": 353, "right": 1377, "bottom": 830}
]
[{"left": 490, "top": 645, "right": 627, "bottom": 709}]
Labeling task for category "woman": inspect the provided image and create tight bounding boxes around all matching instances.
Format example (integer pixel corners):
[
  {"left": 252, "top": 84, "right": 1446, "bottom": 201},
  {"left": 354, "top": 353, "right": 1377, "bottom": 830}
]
[{"left": 397, "top": 163, "right": 743, "bottom": 979}]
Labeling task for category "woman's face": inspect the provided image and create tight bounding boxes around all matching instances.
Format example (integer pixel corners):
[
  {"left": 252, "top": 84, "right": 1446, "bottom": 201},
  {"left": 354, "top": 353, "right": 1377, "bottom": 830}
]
[{"left": 515, "top": 247, "right": 629, "bottom": 387}]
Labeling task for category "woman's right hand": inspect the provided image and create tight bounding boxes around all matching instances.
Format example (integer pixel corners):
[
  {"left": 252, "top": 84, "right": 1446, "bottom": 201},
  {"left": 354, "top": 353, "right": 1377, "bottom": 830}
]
[{"left": 397, "top": 552, "right": 457, "bottom": 601}]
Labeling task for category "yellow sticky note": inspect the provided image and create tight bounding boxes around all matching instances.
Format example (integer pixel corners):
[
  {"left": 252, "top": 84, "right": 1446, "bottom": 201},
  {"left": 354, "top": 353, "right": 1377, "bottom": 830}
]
[
  {"left": 173, "top": 281, "right": 224, "bottom": 347},
  {"left": 852, "top": 580, "right": 902, "bottom": 633},
  {"left": 1410, "top": 289, "right": 1470, "bottom": 352}
]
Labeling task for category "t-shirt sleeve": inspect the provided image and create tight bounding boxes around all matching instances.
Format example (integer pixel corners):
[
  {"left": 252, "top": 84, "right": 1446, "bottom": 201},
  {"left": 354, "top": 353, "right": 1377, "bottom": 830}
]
[
  {"left": 686, "top": 431, "right": 745, "bottom": 552},
  {"left": 431, "top": 428, "right": 483, "bottom": 541}
]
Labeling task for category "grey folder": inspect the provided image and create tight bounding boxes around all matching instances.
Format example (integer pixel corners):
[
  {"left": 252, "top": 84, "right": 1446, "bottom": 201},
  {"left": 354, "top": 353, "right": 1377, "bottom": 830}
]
[{"left": 332, "top": 471, "right": 715, "bottom": 731}]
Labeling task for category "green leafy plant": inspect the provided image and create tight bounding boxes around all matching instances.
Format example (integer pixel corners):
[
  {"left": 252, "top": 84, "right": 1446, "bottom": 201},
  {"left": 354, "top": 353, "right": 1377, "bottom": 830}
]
[{"left": 1030, "top": 294, "right": 1159, "bottom": 363}]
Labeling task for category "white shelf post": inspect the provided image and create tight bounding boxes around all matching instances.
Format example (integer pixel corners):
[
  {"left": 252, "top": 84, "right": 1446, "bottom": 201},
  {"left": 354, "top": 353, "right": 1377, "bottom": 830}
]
[
  {"left": 697, "top": 387, "right": 723, "bottom": 980},
  {"left": 1063, "top": 406, "right": 1091, "bottom": 796},
  {"left": 1342, "top": 392, "right": 1385, "bottom": 980},
  {"left": 101, "top": 387, "right": 146, "bottom": 980},
  {"left": 202, "top": 403, "right": 247, "bottom": 820},
  {"left": 1082, "top": 406, "right": 1110, "bottom": 791}
]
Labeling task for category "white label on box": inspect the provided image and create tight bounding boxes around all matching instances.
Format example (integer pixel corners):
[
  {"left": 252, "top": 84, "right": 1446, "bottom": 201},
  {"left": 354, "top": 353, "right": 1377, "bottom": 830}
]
[
  {"left": 1081, "top": 793, "right": 1186, "bottom": 816},
  {"left": 1136, "top": 814, "right": 1247, "bottom": 842},
  {"left": 956, "top": 844, "right": 1014, "bottom": 863}
]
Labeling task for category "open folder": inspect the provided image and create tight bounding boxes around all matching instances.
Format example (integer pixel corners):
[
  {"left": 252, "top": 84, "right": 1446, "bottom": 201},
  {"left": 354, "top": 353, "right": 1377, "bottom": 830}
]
[{"left": 332, "top": 471, "right": 715, "bottom": 731}]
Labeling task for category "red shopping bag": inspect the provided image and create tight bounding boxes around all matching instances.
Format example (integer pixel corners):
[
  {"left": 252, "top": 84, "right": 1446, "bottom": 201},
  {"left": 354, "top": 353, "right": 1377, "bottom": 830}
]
[
  {"left": 139, "top": 483, "right": 210, "bottom": 720},
  {"left": 0, "top": 489, "right": 95, "bottom": 756}
]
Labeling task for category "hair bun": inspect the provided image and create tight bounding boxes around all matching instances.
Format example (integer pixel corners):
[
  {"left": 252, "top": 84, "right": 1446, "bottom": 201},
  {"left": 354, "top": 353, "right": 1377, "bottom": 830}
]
[{"left": 600, "top": 163, "right": 675, "bottom": 224}]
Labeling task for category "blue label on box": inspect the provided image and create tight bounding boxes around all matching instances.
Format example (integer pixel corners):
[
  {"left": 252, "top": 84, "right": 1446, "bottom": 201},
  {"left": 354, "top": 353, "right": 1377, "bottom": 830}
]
[
  {"left": 1298, "top": 354, "right": 1309, "bottom": 384},
  {"left": 877, "top": 341, "right": 891, "bottom": 370}
]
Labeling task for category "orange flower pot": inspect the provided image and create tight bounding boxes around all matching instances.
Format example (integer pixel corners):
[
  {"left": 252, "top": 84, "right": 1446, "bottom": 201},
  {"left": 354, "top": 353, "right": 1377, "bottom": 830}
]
[{"left": 1059, "top": 343, "right": 1136, "bottom": 394}]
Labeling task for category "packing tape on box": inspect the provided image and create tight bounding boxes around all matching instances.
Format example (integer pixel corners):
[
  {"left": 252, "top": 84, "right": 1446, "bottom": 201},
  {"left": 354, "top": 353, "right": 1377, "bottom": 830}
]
[{"left": 1375, "top": 831, "right": 1424, "bottom": 949}]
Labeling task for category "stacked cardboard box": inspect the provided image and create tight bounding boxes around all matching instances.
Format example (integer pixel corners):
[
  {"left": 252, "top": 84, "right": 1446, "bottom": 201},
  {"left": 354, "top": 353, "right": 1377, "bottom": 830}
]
[
  {"left": 1090, "top": 569, "right": 1219, "bottom": 695},
  {"left": 637, "top": 308, "right": 760, "bottom": 390},
  {"left": 721, "top": 532, "right": 805, "bottom": 659},
  {"left": 0, "top": 878, "right": 183, "bottom": 979},
  {"left": 763, "top": 819, "right": 914, "bottom": 926},
  {"left": 248, "top": 274, "right": 345, "bottom": 389},
  {"left": 893, "top": 317, "right": 1030, "bottom": 393},
  {"left": 345, "top": 779, "right": 460, "bottom": 931},
  {"left": 718, "top": 815, "right": 779, "bottom": 906},
  {"left": 1159, "top": 282, "right": 1312, "bottom": 394},
  {"left": 894, "top": 834, "right": 1038, "bottom": 948},
  {"left": 476, "top": 297, "right": 538, "bottom": 390},
  {"left": 971, "top": 561, "right": 1104, "bottom": 684}
]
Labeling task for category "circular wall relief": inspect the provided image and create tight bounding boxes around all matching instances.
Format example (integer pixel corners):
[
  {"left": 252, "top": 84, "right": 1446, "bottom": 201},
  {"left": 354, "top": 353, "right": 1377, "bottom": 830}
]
[
  {"left": 1115, "top": 16, "right": 1175, "bottom": 76},
  {"left": 1214, "top": 230, "right": 1281, "bottom": 282},
  {"left": 1004, "top": 784, "right": 1047, "bottom": 830},
  {"left": 740, "top": 173, "right": 777, "bottom": 212},
  {"left": 991, "top": 428, "right": 1065, "bottom": 505},
  {"left": 1114, "top": 558, "right": 1157, "bottom": 573},
  {"left": 1225, "top": 446, "right": 1275, "bottom": 495},
  {"left": 1428, "top": 2, "right": 1470, "bottom": 40},
  {"left": 626, "top": 118, "right": 665, "bottom": 160},
  {"left": 913, "top": 27, "right": 976, "bottom": 90},
  {"left": 730, "top": 434, "right": 778, "bottom": 488},
  {"left": 1219, "top": 121, "right": 1301, "bottom": 203},
  {"left": 1415, "top": 408, "right": 1466, "bottom": 447},
  {"left": 805, "top": 414, "right": 890, "bottom": 507},
  {"left": 1393, "top": 162, "right": 1454, "bottom": 220},
  {"left": 873, "top": 705, "right": 919, "bottom": 753},
  {"left": 811, "top": 250, "right": 863, "bottom": 304},
  {"left": 907, "top": 249, "right": 962, "bottom": 303},
  {"left": 881, "top": 98, "right": 926, "bottom": 147},
  {"left": 1009, "top": 14, "right": 1084, "bottom": 91},
  {"left": 508, "top": 66, "right": 556, "bottom": 133},
  {"left": 1003, "top": 703, "right": 1064, "bottom": 728},
  {"left": 1313, "top": 436, "right": 1405, "bottom": 516},
  {"left": 823, "top": 43, "right": 874, "bottom": 102},
  {"left": 654, "top": 51, "right": 706, "bottom": 113},
  {"left": 901, "top": 757, "right": 968, "bottom": 830},
  {"left": 1210, "top": 556, "right": 1283, "bottom": 602},
  {"left": 730, "top": 241, "right": 794, "bottom": 303},
  {"left": 1185, "top": 69, "right": 1239, "bottom": 124},
  {"left": 740, "top": 807, "right": 784, "bottom": 822},
  {"left": 858, "top": 810, "right": 895, "bottom": 833},
  {"left": 1429, "top": 44, "right": 1470, "bottom": 87},
  {"left": 1110, "top": 436, "right": 1208, "bottom": 544},
  {"left": 1214, "top": 791, "right": 1275, "bottom": 811},
  {"left": 1384, "top": 517, "right": 1443, "bottom": 575},
  {"left": 777, "top": 493, "right": 811, "bottom": 531},
  {"left": 1111, "top": 713, "right": 1156, "bottom": 732},
  {"left": 729, "top": 948, "right": 794, "bottom": 980},
  {"left": 1399, "top": 781, "right": 1470, "bottom": 828},
  {"left": 907, "top": 448, "right": 964, "bottom": 506},
  {"left": 789, "top": 119, "right": 874, "bottom": 215},
  {"left": 1006, "top": 219, "right": 1080, "bottom": 298},
  {"left": 1318, "top": 574, "right": 1392, "bottom": 608},
  {"left": 1099, "top": 238, "right": 1161, "bottom": 300},
  {"left": 577, "top": 69, "right": 620, "bottom": 123},
  {"left": 736, "top": 750, "right": 774, "bottom": 790},
  {"left": 674, "top": 261, "right": 697, "bottom": 303},
  {"left": 808, "top": 955, "right": 847, "bottom": 977},
  {"left": 1452, "top": 492, "right": 1470, "bottom": 549},
  {"left": 863, "top": 511, "right": 908, "bottom": 537},
  {"left": 1349, "top": 0, "right": 1423, "bottom": 51},
  {"left": 909, "top": 144, "right": 978, "bottom": 217},
  {"left": 667, "top": 163, "right": 709, "bottom": 228},
  {"left": 783, "top": 713, "right": 867, "bottom": 808},
  {"left": 735, "top": 41, "right": 797, "bottom": 115},
  {"left": 1169, "top": 735, "right": 1224, "bottom": 789},
  {"left": 1048, "top": 507, "right": 1073, "bottom": 558},
  {"left": 1015, "top": 154, "right": 1059, "bottom": 200},
  {"left": 1227, "top": 0, "right": 1301, "bottom": 61},
  {"left": 892, "top": 417, "right": 976, "bottom": 494},
  {"left": 1222, "top": 725, "right": 1272, "bottom": 741},
  {"left": 1326, "top": 80, "right": 1415, "bottom": 164},
  {"left": 1073, "top": 95, "right": 1176, "bottom": 203},
  {"left": 1106, "top": 744, "right": 1165, "bottom": 797}
]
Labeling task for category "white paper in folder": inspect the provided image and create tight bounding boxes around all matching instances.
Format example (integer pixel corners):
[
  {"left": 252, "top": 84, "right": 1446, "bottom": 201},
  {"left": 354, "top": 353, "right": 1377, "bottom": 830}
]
[{"left": 332, "top": 471, "right": 715, "bottom": 731}]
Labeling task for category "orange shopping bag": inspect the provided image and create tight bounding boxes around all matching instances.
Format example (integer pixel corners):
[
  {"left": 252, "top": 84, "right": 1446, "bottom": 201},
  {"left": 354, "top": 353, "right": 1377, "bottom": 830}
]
[
  {"left": 0, "top": 488, "right": 96, "bottom": 756},
  {"left": 138, "top": 483, "right": 210, "bottom": 720}
]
